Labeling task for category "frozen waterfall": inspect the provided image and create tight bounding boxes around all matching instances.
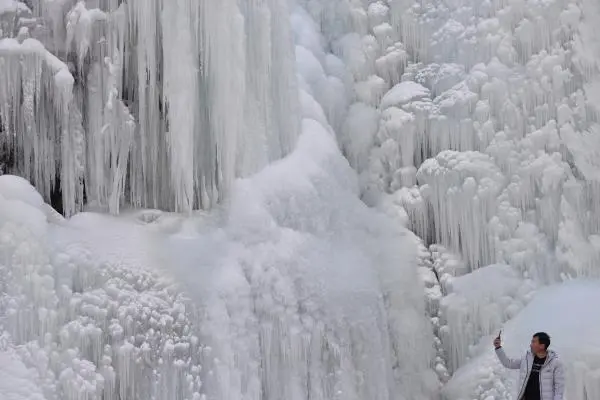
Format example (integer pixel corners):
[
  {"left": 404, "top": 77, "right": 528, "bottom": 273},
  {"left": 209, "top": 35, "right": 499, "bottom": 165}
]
[
  {"left": 3, "top": 0, "right": 600, "bottom": 399},
  {"left": 0, "top": 0, "right": 300, "bottom": 216},
  {"left": 1, "top": 1, "right": 440, "bottom": 400}
]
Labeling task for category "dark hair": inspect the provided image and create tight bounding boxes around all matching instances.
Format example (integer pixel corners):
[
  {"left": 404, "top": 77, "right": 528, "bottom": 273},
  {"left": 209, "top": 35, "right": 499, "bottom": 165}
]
[{"left": 533, "top": 332, "right": 551, "bottom": 349}]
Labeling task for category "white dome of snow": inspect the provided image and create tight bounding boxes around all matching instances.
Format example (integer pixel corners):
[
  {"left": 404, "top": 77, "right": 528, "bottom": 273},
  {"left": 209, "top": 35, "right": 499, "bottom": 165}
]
[{"left": 0, "top": 175, "right": 44, "bottom": 208}]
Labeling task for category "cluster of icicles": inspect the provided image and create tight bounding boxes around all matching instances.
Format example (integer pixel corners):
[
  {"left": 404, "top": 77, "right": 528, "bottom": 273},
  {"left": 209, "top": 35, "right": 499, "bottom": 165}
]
[
  {"left": 0, "top": 0, "right": 300, "bottom": 216},
  {"left": 0, "top": 220, "right": 207, "bottom": 400}
]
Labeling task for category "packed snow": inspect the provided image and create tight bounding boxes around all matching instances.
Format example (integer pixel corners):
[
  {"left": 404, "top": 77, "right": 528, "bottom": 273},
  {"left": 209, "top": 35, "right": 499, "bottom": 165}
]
[{"left": 2, "top": 0, "right": 600, "bottom": 399}]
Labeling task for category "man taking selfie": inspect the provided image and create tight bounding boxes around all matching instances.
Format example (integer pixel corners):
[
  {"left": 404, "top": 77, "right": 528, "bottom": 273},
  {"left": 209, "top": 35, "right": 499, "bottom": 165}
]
[{"left": 493, "top": 331, "right": 565, "bottom": 400}]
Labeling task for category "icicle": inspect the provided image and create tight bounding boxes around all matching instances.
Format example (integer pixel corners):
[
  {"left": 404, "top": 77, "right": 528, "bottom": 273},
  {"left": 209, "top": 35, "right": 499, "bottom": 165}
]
[
  {"left": 237, "top": 0, "right": 273, "bottom": 176},
  {"left": 417, "top": 151, "right": 505, "bottom": 270},
  {"left": 265, "top": 0, "right": 300, "bottom": 161},
  {"left": 162, "top": 0, "right": 197, "bottom": 213}
]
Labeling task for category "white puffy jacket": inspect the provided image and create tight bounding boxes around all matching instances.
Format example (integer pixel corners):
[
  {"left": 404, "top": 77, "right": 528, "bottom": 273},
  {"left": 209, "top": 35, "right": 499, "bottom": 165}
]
[{"left": 495, "top": 347, "right": 565, "bottom": 400}]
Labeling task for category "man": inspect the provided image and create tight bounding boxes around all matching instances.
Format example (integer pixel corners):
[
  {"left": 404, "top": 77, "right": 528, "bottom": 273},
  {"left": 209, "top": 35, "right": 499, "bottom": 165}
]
[{"left": 493, "top": 331, "right": 565, "bottom": 400}]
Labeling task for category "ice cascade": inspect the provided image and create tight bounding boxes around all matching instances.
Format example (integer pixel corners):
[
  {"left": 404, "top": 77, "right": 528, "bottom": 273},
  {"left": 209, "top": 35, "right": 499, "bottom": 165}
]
[{"left": 0, "top": 0, "right": 300, "bottom": 215}]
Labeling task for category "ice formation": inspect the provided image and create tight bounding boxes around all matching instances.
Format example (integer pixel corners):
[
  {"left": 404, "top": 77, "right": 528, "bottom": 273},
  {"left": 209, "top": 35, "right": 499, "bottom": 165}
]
[
  {"left": 0, "top": 0, "right": 300, "bottom": 215},
  {"left": 2, "top": 0, "right": 600, "bottom": 399},
  {"left": 299, "top": 0, "right": 600, "bottom": 397},
  {"left": 0, "top": 99, "right": 440, "bottom": 400},
  {"left": 0, "top": 1, "right": 441, "bottom": 400}
]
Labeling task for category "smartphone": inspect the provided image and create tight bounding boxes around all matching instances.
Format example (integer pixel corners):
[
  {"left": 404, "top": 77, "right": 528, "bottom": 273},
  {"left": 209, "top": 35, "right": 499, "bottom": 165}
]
[{"left": 497, "top": 330, "right": 502, "bottom": 339}]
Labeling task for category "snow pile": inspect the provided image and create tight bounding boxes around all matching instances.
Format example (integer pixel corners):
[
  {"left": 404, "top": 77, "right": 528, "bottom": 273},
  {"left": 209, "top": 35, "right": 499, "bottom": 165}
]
[
  {"left": 443, "top": 280, "right": 600, "bottom": 400},
  {"left": 0, "top": 174, "right": 44, "bottom": 208},
  {"left": 0, "top": 175, "right": 66, "bottom": 226},
  {"left": 380, "top": 81, "right": 430, "bottom": 110},
  {"left": 0, "top": 175, "right": 49, "bottom": 235},
  {"left": 0, "top": 90, "right": 440, "bottom": 400}
]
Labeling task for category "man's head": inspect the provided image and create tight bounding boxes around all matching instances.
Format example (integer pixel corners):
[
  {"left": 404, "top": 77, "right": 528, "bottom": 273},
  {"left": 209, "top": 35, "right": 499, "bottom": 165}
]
[{"left": 531, "top": 332, "right": 551, "bottom": 354}]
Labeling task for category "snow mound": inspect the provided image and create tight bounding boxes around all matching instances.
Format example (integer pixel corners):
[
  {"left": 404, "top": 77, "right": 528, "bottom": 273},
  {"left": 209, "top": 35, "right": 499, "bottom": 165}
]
[
  {"left": 0, "top": 175, "right": 44, "bottom": 208},
  {"left": 4, "top": 117, "right": 439, "bottom": 400},
  {"left": 443, "top": 280, "right": 600, "bottom": 400},
  {"left": 0, "top": 176, "right": 47, "bottom": 235},
  {"left": 0, "top": 175, "right": 66, "bottom": 228}
]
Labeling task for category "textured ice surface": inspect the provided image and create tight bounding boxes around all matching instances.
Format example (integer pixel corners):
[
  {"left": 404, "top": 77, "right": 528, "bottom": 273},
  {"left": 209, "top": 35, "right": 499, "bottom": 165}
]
[
  {"left": 0, "top": 3, "right": 439, "bottom": 399},
  {"left": 3, "top": 0, "right": 600, "bottom": 398}
]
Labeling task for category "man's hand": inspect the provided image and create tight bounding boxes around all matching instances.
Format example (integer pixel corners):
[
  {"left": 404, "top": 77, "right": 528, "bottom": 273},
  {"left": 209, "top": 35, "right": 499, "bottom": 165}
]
[{"left": 494, "top": 331, "right": 502, "bottom": 349}]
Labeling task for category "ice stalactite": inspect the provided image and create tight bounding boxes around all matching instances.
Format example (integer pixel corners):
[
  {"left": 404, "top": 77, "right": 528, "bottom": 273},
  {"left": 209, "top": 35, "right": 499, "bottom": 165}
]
[
  {"left": 162, "top": 0, "right": 199, "bottom": 213},
  {"left": 265, "top": 0, "right": 301, "bottom": 161},
  {"left": 0, "top": 38, "right": 78, "bottom": 213},
  {"left": 417, "top": 150, "right": 505, "bottom": 270}
]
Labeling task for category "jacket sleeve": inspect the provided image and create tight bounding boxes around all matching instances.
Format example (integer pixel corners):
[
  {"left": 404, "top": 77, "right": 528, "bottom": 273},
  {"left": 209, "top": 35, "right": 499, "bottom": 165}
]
[
  {"left": 494, "top": 347, "right": 521, "bottom": 369},
  {"left": 553, "top": 360, "right": 565, "bottom": 400}
]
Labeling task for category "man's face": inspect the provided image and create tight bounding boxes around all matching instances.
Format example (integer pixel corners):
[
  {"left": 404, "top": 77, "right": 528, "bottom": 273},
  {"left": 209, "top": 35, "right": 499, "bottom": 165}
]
[{"left": 530, "top": 336, "right": 545, "bottom": 354}]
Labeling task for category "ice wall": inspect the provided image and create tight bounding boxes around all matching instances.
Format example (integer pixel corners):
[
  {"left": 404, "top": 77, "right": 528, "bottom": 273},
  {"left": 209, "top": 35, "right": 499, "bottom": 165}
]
[
  {"left": 0, "top": 63, "right": 440, "bottom": 400},
  {"left": 0, "top": 2, "right": 441, "bottom": 400},
  {"left": 0, "top": 0, "right": 300, "bottom": 215},
  {"left": 0, "top": 134, "right": 440, "bottom": 400},
  {"left": 300, "top": 0, "right": 600, "bottom": 394}
]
